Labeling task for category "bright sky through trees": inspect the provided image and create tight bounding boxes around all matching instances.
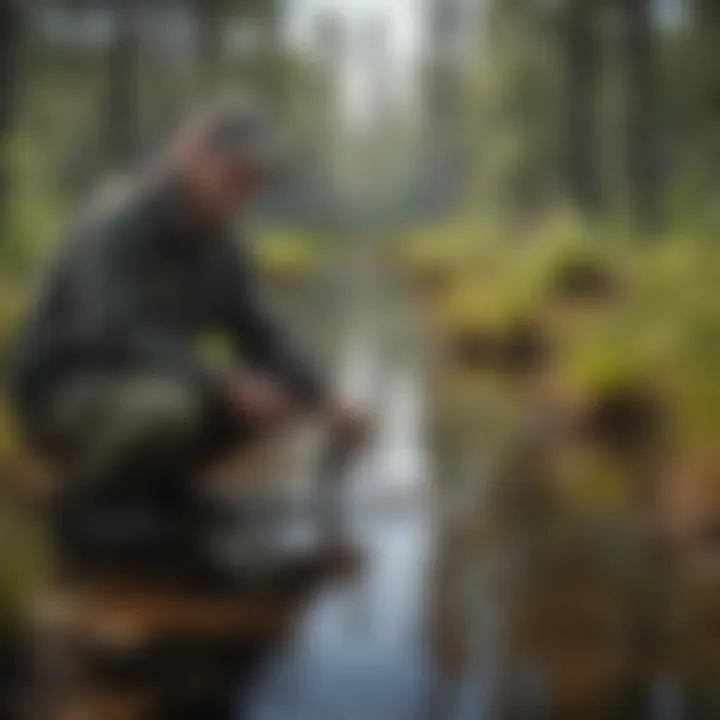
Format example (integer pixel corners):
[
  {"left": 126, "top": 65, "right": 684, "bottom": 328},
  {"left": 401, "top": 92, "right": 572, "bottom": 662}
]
[{"left": 286, "top": 0, "right": 426, "bottom": 127}]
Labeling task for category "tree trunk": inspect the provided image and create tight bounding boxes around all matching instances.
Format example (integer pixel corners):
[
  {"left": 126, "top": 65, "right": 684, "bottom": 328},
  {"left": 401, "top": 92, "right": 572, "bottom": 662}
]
[
  {"left": 198, "top": 0, "right": 226, "bottom": 91},
  {"left": 106, "top": 0, "right": 141, "bottom": 168},
  {"left": 691, "top": 0, "right": 720, "bottom": 196},
  {"left": 622, "top": 0, "right": 662, "bottom": 232},
  {"left": 0, "top": 1, "right": 23, "bottom": 217},
  {"left": 424, "top": 0, "right": 467, "bottom": 213},
  {"left": 560, "top": 0, "right": 603, "bottom": 216}
]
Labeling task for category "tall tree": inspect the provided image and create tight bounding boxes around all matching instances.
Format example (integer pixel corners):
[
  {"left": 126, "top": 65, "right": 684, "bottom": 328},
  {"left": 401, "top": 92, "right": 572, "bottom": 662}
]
[
  {"left": 474, "top": 0, "right": 557, "bottom": 223},
  {"left": 690, "top": 0, "right": 720, "bottom": 198},
  {"left": 560, "top": 0, "right": 603, "bottom": 216},
  {"left": 198, "top": 0, "right": 226, "bottom": 90},
  {"left": 105, "top": 0, "right": 141, "bottom": 167},
  {"left": 621, "top": 0, "right": 662, "bottom": 231},
  {"left": 0, "top": 1, "right": 23, "bottom": 216},
  {"left": 424, "top": 0, "right": 469, "bottom": 213}
]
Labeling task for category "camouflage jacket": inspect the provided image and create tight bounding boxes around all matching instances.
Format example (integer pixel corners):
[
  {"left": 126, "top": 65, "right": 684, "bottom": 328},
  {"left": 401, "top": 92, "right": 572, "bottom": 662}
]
[{"left": 12, "top": 175, "right": 324, "bottom": 416}]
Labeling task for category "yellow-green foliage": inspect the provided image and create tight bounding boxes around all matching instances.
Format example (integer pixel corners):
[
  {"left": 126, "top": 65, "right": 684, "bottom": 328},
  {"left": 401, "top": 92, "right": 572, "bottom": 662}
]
[
  {"left": 0, "top": 504, "right": 46, "bottom": 626},
  {"left": 432, "top": 276, "right": 539, "bottom": 342},
  {"left": 0, "top": 283, "right": 26, "bottom": 349},
  {"left": 252, "top": 226, "right": 325, "bottom": 283},
  {"left": 398, "top": 218, "right": 503, "bottom": 274},
  {"left": 1, "top": 135, "right": 68, "bottom": 271},
  {"left": 404, "top": 208, "right": 720, "bottom": 501}
]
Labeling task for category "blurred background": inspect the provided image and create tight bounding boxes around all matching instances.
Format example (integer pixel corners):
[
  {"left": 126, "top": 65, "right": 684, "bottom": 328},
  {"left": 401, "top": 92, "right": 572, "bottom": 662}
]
[{"left": 1, "top": 0, "right": 720, "bottom": 718}]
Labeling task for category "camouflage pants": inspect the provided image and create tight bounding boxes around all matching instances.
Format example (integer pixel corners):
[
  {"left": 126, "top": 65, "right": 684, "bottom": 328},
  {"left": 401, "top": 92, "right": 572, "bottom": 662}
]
[
  {"left": 40, "top": 373, "right": 207, "bottom": 482},
  {"left": 33, "top": 371, "right": 254, "bottom": 485},
  {"left": 32, "top": 373, "right": 243, "bottom": 571}
]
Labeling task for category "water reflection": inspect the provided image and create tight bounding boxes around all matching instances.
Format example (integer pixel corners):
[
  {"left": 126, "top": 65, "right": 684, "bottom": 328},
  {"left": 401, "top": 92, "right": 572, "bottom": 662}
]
[{"left": 249, "top": 302, "right": 434, "bottom": 720}]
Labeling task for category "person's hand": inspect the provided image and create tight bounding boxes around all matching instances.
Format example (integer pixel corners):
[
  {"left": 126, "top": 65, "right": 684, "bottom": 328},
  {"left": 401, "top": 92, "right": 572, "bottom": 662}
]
[
  {"left": 323, "top": 397, "right": 372, "bottom": 458},
  {"left": 225, "top": 371, "right": 294, "bottom": 430}
]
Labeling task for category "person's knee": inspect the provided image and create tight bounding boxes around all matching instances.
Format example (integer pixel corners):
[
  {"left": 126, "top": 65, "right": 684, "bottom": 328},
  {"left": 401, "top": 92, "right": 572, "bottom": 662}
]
[
  {"left": 80, "top": 376, "right": 205, "bottom": 475},
  {"left": 115, "top": 376, "right": 203, "bottom": 449},
  {"left": 133, "top": 377, "right": 201, "bottom": 431}
]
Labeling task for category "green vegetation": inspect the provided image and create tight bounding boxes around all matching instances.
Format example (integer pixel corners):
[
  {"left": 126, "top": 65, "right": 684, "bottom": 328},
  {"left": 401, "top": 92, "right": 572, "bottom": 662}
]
[{"left": 401, "top": 213, "right": 720, "bottom": 520}]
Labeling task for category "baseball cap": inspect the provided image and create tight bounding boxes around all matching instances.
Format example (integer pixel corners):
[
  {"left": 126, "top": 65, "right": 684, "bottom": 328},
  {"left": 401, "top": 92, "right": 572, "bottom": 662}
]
[{"left": 184, "top": 96, "right": 287, "bottom": 174}]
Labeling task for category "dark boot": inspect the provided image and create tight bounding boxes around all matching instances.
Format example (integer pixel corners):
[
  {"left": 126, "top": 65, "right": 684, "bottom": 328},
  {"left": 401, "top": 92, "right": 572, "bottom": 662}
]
[{"left": 51, "top": 471, "right": 203, "bottom": 583}]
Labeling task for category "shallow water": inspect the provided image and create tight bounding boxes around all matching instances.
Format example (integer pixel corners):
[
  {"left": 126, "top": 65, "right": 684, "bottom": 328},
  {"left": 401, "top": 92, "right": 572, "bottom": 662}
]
[
  {"left": 239, "top": 271, "right": 689, "bottom": 720},
  {"left": 246, "top": 283, "right": 438, "bottom": 720}
]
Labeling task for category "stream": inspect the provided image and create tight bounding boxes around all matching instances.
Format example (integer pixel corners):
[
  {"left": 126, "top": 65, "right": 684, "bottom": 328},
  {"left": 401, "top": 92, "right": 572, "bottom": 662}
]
[
  {"left": 234, "top": 266, "right": 684, "bottom": 720},
  {"left": 246, "top": 272, "right": 439, "bottom": 720}
]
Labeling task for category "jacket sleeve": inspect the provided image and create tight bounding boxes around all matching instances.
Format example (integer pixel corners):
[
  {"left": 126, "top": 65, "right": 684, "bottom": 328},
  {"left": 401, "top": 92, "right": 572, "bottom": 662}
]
[{"left": 218, "top": 240, "right": 327, "bottom": 408}]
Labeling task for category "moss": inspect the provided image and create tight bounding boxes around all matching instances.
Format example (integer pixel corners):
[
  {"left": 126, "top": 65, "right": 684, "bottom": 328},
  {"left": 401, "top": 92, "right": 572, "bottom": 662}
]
[
  {"left": 499, "top": 319, "right": 550, "bottom": 375},
  {"left": 551, "top": 256, "right": 619, "bottom": 303},
  {"left": 449, "top": 326, "right": 500, "bottom": 369},
  {"left": 583, "top": 385, "right": 666, "bottom": 458}
]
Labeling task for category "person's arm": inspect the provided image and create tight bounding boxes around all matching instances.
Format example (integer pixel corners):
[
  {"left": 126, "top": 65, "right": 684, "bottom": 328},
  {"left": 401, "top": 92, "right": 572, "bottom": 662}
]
[
  {"left": 218, "top": 239, "right": 327, "bottom": 409},
  {"left": 77, "top": 222, "right": 225, "bottom": 399}
]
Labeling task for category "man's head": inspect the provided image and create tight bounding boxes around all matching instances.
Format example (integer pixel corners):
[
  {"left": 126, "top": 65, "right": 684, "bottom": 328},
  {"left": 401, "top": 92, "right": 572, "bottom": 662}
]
[{"left": 170, "top": 97, "right": 284, "bottom": 222}]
